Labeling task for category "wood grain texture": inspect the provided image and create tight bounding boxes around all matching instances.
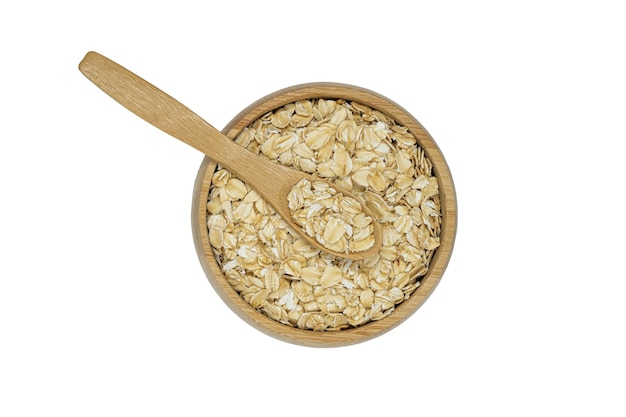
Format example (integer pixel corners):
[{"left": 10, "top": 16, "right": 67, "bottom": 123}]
[
  {"left": 192, "top": 83, "right": 457, "bottom": 347},
  {"left": 79, "top": 52, "right": 381, "bottom": 260}
]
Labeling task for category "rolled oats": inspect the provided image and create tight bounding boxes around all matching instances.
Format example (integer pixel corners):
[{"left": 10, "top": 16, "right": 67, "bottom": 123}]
[
  {"left": 207, "top": 98, "right": 442, "bottom": 331},
  {"left": 286, "top": 178, "right": 375, "bottom": 254}
]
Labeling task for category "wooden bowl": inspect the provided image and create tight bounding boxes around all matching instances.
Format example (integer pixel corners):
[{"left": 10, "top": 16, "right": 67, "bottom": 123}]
[{"left": 191, "top": 83, "right": 457, "bottom": 347}]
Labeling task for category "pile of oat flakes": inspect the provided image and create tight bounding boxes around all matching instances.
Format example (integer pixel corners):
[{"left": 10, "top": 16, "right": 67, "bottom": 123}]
[
  {"left": 207, "top": 98, "right": 441, "bottom": 331},
  {"left": 287, "top": 177, "right": 376, "bottom": 254}
]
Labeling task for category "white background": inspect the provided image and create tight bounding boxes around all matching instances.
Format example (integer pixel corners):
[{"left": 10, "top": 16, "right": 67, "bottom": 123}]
[{"left": 1, "top": 1, "right": 625, "bottom": 415}]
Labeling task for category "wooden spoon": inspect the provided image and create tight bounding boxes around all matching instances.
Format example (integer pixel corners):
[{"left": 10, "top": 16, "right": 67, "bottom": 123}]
[{"left": 78, "top": 51, "right": 382, "bottom": 260}]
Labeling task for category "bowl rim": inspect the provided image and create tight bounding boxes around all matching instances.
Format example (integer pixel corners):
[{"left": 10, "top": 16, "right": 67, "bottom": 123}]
[{"left": 191, "top": 82, "right": 457, "bottom": 347}]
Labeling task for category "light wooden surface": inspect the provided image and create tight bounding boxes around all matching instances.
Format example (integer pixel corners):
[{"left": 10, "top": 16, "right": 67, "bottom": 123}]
[
  {"left": 192, "top": 83, "right": 458, "bottom": 347},
  {"left": 78, "top": 52, "right": 381, "bottom": 260}
]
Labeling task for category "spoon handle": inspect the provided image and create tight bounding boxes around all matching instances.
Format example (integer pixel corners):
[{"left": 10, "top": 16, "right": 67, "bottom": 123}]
[{"left": 78, "top": 52, "right": 268, "bottom": 177}]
